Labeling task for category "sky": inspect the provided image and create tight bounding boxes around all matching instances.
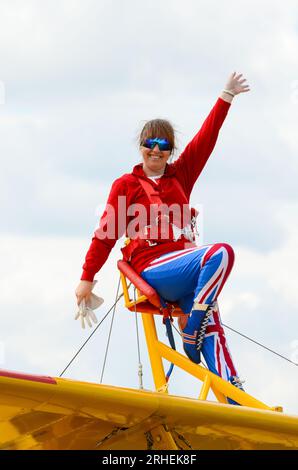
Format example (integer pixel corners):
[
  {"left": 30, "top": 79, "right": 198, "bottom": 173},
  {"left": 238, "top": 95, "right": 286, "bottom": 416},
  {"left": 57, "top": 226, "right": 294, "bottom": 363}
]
[{"left": 0, "top": 0, "right": 298, "bottom": 415}]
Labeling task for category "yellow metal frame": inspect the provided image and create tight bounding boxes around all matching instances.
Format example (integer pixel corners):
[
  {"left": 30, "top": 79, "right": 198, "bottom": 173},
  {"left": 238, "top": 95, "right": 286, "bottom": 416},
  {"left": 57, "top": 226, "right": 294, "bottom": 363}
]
[
  {"left": 121, "top": 272, "right": 149, "bottom": 310},
  {"left": 120, "top": 271, "right": 282, "bottom": 412}
]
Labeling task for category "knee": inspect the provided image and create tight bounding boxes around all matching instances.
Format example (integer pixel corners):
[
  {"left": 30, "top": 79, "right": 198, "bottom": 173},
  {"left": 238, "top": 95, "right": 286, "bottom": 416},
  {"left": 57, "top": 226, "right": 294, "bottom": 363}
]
[
  {"left": 201, "top": 242, "right": 235, "bottom": 271},
  {"left": 220, "top": 243, "right": 235, "bottom": 270},
  {"left": 207, "top": 242, "right": 235, "bottom": 267},
  {"left": 221, "top": 243, "right": 234, "bottom": 258}
]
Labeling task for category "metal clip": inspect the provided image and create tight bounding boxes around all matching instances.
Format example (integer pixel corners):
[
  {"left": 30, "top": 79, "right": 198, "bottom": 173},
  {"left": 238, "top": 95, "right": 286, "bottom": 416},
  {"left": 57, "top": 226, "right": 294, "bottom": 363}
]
[{"left": 146, "top": 239, "right": 158, "bottom": 246}]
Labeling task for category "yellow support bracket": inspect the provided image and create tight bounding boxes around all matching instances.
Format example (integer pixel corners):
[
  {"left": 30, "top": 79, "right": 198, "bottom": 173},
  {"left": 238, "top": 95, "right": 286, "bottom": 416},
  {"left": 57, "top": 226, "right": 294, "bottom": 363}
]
[
  {"left": 120, "top": 269, "right": 282, "bottom": 412},
  {"left": 147, "top": 424, "right": 179, "bottom": 450},
  {"left": 120, "top": 272, "right": 148, "bottom": 308}
]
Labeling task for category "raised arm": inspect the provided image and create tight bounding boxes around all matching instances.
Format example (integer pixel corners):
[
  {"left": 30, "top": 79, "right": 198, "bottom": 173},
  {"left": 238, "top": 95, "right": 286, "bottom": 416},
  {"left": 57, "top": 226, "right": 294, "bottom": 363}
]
[{"left": 173, "top": 72, "right": 250, "bottom": 197}]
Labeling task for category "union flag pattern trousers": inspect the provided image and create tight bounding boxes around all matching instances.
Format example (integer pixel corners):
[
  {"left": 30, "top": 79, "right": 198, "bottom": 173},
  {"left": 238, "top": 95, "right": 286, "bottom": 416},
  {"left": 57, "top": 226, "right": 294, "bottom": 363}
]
[{"left": 141, "top": 243, "right": 239, "bottom": 381}]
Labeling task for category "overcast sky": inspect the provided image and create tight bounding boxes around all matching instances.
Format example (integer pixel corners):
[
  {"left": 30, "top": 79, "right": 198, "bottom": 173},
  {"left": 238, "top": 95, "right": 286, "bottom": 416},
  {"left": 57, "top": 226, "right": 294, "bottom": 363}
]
[{"left": 0, "top": 0, "right": 298, "bottom": 415}]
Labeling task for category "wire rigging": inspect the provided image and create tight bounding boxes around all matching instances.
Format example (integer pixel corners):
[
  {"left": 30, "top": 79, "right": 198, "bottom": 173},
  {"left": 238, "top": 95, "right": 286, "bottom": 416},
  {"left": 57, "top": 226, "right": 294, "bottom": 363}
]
[
  {"left": 222, "top": 322, "right": 298, "bottom": 367},
  {"left": 59, "top": 288, "right": 124, "bottom": 378},
  {"left": 133, "top": 287, "right": 144, "bottom": 389},
  {"left": 172, "top": 319, "right": 297, "bottom": 367},
  {"left": 100, "top": 276, "right": 121, "bottom": 383},
  {"left": 60, "top": 294, "right": 297, "bottom": 379}
]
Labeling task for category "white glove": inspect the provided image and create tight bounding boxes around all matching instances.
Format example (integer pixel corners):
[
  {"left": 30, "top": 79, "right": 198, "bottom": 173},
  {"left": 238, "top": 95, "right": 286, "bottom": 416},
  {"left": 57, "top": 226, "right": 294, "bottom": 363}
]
[{"left": 75, "top": 281, "right": 104, "bottom": 329}]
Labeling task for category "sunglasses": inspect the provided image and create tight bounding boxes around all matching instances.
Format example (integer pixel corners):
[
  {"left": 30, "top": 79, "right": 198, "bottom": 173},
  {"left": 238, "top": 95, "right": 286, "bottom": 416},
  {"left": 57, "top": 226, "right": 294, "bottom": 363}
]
[{"left": 142, "top": 138, "right": 172, "bottom": 151}]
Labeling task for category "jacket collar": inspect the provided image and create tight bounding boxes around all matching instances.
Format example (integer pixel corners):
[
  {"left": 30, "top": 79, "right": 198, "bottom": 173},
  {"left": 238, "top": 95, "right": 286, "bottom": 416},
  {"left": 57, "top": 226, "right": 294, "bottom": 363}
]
[{"left": 131, "top": 162, "right": 177, "bottom": 179}]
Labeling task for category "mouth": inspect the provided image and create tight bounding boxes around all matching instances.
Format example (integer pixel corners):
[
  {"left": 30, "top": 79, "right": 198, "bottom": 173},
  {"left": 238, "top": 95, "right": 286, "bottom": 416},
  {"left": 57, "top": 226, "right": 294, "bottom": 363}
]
[{"left": 149, "top": 154, "right": 162, "bottom": 161}]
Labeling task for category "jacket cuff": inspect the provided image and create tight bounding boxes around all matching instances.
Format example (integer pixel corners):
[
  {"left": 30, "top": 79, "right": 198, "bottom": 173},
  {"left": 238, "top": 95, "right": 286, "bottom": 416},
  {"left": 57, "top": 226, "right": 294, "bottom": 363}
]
[
  {"left": 80, "top": 270, "right": 95, "bottom": 282},
  {"left": 218, "top": 97, "right": 232, "bottom": 108}
]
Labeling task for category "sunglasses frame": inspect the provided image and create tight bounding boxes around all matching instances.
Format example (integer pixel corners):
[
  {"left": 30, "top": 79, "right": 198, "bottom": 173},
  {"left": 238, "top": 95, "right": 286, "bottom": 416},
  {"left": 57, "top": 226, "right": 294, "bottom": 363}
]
[{"left": 142, "top": 138, "right": 172, "bottom": 152}]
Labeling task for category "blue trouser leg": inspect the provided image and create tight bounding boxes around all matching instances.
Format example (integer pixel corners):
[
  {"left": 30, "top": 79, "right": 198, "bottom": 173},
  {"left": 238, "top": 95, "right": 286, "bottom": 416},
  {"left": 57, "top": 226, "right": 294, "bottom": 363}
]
[{"left": 141, "top": 244, "right": 238, "bottom": 373}]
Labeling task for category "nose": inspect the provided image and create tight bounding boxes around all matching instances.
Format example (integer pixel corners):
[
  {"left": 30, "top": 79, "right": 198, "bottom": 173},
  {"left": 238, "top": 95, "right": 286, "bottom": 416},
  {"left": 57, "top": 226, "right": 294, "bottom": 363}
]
[{"left": 151, "top": 144, "right": 160, "bottom": 153}]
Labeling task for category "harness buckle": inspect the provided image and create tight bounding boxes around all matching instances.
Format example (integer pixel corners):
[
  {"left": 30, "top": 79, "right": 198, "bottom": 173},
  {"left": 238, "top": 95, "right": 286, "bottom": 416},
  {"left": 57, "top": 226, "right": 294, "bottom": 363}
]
[{"left": 146, "top": 239, "right": 158, "bottom": 247}]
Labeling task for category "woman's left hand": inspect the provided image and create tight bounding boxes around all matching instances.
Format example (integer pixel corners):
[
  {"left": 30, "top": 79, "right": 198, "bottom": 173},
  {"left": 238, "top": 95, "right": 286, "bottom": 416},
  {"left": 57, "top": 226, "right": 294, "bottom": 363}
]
[{"left": 224, "top": 72, "right": 250, "bottom": 96}]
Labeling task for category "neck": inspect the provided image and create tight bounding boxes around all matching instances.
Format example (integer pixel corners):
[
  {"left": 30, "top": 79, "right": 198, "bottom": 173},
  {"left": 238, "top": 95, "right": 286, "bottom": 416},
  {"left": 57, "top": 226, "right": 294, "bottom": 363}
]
[{"left": 142, "top": 164, "right": 166, "bottom": 177}]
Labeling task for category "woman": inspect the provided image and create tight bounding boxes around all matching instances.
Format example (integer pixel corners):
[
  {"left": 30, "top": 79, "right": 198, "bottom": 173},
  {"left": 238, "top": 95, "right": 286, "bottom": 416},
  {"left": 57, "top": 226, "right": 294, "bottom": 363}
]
[{"left": 75, "top": 72, "right": 250, "bottom": 401}]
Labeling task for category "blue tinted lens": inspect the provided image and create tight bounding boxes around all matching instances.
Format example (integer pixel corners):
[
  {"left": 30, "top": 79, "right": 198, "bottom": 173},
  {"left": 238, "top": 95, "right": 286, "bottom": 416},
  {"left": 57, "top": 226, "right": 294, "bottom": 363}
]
[{"left": 144, "top": 138, "right": 171, "bottom": 151}]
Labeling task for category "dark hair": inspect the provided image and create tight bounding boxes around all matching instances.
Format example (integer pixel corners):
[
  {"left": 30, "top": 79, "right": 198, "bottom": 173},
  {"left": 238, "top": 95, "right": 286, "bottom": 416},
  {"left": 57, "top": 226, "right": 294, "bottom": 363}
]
[{"left": 138, "top": 118, "right": 176, "bottom": 154}]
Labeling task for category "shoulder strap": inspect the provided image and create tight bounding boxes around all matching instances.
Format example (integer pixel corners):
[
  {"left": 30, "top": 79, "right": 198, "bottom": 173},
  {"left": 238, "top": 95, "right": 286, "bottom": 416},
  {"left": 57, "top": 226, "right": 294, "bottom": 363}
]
[
  {"left": 137, "top": 176, "right": 188, "bottom": 206},
  {"left": 138, "top": 178, "right": 164, "bottom": 205}
]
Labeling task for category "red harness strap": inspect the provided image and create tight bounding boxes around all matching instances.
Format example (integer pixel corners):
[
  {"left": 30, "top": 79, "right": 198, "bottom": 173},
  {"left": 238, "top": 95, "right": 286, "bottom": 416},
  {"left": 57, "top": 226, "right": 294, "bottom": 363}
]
[{"left": 121, "top": 176, "right": 198, "bottom": 262}]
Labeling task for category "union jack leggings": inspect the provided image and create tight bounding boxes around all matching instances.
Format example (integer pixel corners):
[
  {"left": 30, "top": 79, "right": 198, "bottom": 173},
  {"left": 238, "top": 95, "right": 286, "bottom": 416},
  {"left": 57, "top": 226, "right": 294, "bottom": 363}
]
[{"left": 140, "top": 243, "right": 238, "bottom": 381}]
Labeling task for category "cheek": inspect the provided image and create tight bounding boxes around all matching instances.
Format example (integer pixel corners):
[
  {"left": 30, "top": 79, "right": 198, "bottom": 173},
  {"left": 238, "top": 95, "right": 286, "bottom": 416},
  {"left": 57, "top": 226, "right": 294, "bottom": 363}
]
[{"left": 140, "top": 149, "right": 150, "bottom": 160}]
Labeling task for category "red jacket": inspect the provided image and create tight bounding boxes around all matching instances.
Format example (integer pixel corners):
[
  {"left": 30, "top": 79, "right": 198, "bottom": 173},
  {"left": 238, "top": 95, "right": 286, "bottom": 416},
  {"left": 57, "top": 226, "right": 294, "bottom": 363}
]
[{"left": 81, "top": 98, "right": 231, "bottom": 282}]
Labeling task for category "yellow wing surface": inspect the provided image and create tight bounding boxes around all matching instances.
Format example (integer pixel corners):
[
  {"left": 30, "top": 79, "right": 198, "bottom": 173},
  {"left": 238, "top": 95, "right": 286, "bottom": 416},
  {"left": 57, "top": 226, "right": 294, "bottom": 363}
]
[{"left": 1, "top": 369, "right": 298, "bottom": 450}]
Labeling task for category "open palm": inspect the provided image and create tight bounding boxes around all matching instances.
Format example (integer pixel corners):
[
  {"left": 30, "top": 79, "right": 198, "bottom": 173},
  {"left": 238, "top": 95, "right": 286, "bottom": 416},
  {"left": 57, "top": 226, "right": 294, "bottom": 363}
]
[{"left": 225, "top": 72, "right": 250, "bottom": 95}]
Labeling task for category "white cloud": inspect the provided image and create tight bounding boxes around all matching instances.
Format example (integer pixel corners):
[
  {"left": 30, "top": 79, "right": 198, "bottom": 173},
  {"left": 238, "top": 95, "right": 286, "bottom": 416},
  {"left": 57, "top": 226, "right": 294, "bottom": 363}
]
[{"left": 232, "top": 203, "right": 298, "bottom": 306}]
